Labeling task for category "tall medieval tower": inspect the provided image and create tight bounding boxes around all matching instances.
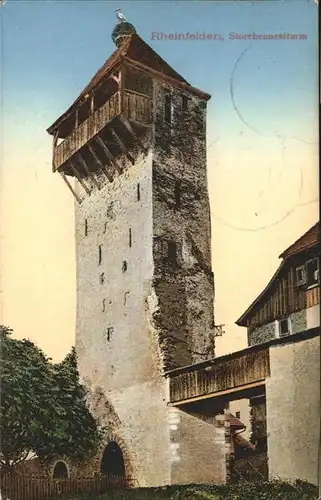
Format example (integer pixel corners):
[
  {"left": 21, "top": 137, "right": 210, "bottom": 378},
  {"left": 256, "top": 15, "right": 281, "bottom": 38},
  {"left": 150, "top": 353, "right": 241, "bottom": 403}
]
[{"left": 48, "top": 19, "right": 225, "bottom": 487}]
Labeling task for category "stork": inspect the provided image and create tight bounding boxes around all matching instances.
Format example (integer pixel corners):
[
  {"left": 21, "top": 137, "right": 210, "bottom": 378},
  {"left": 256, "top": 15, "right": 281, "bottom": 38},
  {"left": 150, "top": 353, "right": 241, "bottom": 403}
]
[{"left": 115, "top": 9, "right": 127, "bottom": 22}]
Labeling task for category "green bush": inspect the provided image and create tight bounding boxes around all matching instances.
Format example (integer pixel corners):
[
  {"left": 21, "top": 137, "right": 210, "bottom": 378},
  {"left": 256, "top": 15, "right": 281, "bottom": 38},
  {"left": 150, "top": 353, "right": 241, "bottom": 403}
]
[{"left": 64, "top": 480, "right": 318, "bottom": 500}]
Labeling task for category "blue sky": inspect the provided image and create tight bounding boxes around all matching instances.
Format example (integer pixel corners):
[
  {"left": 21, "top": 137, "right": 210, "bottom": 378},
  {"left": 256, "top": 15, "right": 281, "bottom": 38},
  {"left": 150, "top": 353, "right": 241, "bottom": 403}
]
[
  {"left": 2, "top": 0, "right": 318, "bottom": 145},
  {"left": 1, "top": 0, "right": 318, "bottom": 360}
]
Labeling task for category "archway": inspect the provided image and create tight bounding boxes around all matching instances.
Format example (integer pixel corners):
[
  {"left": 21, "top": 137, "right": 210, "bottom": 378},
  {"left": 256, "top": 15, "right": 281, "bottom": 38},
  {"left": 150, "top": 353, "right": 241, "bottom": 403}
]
[
  {"left": 100, "top": 441, "right": 125, "bottom": 477},
  {"left": 53, "top": 461, "right": 69, "bottom": 479}
]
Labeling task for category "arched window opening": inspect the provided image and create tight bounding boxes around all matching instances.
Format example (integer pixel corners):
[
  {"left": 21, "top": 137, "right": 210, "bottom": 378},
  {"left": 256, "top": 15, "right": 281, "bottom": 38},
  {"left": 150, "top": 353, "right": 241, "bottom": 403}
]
[
  {"left": 100, "top": 441, "right": 125, "bottom": 477},
  {"left": 53, "top": 461, "right": 68, "bottom": 479}
]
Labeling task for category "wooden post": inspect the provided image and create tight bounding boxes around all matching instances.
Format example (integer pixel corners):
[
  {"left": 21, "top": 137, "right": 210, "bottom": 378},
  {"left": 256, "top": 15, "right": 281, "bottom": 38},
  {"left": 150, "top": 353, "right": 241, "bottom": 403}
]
[
  {"left": 90, "top": 94, "right": 95, "bottom": 114},
  {"left": 119, "top": 67, "right": 125, "bottom": 114},
  {"left": 75, "top": 108, "right": 79, "bottom": 128},
  {"left": 60, "top": 172, "right": 82, "bottom": 204},
  {"left": 52, "top": 130, "right": 59, "bottom": 172}
]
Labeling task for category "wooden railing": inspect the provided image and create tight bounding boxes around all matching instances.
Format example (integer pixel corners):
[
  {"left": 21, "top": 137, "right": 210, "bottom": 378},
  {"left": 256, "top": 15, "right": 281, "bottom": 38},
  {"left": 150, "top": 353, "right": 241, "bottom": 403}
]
[
  {"left": 168, "top": 349, "right": 270, "bottom": 404},
  {"left": 53, "top": 90, "right": 153, "bottom": 170},
  {"left": 0, "top": 473, "right": 135, "bottom": 500}
]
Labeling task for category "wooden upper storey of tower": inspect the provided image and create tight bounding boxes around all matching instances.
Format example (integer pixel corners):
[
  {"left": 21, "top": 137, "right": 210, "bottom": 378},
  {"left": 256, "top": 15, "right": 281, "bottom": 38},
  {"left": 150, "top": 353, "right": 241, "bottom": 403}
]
[{"left": 47, "top": 34, "right": 211, "bottom": 174}]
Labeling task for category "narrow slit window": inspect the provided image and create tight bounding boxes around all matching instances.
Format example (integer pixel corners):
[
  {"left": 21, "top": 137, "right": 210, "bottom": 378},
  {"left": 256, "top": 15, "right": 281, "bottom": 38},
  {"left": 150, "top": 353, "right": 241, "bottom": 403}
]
[
  {"left": 102, "top": 299, "right": 106, "bottom": 312},
  {"left": 181, "top": 95, "right": 189, "bottom": 112},
  {"left": 98, "top": 245, "right": 102, "bottom": 265},
  {"left": 137, "top": 183, "right": 140, "bottom": 201},
  {"left": 167, "top": 241, "right": 177, "bottom": 264},
  {"left": 129, "top": 228, "right": 132, "bottom": 248},
  {"left": 164, "top": 92, "right": 172, "bottom": 125},
  {"left": 106, "top": 326, "right": 114, "bottom": 342},
  {"left": 174, "top": 181, "right": 181, "bottom": 208},
  {"left": 122, "top": 261, "right": 128, "bottom": 272},
  {"left": 84, "top": 219, "right": 88, "bottom": 236}
]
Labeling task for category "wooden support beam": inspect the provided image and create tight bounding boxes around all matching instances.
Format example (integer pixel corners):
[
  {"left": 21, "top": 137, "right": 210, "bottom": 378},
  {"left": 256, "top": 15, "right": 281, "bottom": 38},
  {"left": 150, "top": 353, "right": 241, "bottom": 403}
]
[
  {"left": 78, "top": 154, "right": 101, "bottom": 190},
  {"left": 96, "top": 136, "right": 122, "bottom": 174},
  {"left": 88, "top": 145, "right": 113, "bottom": 182},
  {"left": 70, "top": 162, "right": 91, "bottom": 195},
  {"left": 119, "top": 116, "right": 148, "bottom": 154},
  {"left": 110, "top": 127, "right": 135, "bottom": 164},
  {"left": 59, "top": 172, "right": 82, "bottom": 204}
]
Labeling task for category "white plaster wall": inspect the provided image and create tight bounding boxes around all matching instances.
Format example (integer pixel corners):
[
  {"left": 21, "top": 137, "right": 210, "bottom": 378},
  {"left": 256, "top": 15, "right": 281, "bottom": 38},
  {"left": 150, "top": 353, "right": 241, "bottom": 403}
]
[
  {"left": 266, "top": 335, "right": 320, "bottom": 485},
  {"left": 75, "top": 151, "right": 172, "bottom": 486},
  {"left": 75, "top": 151, "right": 155, "bottom": 389},
  {"left": 307, "top": 305, "right": 320, "bottom": 329}
]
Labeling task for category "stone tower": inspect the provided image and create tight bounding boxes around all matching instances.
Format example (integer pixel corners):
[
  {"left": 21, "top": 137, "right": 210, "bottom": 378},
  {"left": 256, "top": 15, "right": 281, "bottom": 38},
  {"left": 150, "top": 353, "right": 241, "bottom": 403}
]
[{"left": 47, "top": 20, "right": 225, "bottom": 487}]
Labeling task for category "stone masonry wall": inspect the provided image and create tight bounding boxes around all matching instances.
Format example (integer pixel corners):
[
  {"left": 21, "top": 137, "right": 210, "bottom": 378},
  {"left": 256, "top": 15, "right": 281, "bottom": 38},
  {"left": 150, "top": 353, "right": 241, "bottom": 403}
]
[
  {"left": 151, "top": 81, "right": 215, "bottom": 370},
  {"left": 248, "top": 308, "right": 307, "bottom": 346}
]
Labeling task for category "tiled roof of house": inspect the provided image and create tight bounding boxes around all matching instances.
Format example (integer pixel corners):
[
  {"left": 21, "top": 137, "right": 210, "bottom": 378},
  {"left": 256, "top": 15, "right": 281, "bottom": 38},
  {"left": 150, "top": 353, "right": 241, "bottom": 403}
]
[
  {"left": 279, "top": 222, "right": 319, "bottom": 259},
  {"left": 229, "top": 415, "right": 246, "bottom": 430}
]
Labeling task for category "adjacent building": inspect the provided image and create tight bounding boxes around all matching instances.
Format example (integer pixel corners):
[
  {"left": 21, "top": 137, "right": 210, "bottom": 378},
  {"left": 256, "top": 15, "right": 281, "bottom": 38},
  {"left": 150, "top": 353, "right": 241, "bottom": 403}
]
[
  {"left": 236, "top": 222, "right": 320, "bottom": 485},
  {"left": 237, "top": 222, "right": 320, "bottom": 346}
]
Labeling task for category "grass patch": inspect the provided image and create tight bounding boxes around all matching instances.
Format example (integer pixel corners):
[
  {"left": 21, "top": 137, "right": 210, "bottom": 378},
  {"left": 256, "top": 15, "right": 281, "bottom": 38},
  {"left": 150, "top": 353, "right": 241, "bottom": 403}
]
[{"left": 64, "top": 479, "right": 318, "bottom": 500}]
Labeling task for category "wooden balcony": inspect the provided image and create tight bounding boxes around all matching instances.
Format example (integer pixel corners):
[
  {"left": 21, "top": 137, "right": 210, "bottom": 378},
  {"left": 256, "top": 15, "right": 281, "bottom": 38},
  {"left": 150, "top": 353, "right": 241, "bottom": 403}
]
[
  {"left": 53, "top": 90, "right": 153, "bottom": 171},
  {"left": 167, "top": 348, "right": 270, "bottom": 406}
]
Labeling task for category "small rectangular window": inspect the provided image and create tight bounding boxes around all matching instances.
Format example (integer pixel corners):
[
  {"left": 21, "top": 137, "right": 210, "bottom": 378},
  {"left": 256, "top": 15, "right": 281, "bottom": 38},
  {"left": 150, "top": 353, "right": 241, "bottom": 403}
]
[
  {"left": 98, "top": 245, "right": 102, "bottom": 265},
  {"left": 129, "top": 229, "right": 132, "bottom": 248},
  {"left": 102, "top": 299, "right": 106, "bottom": 312},
  {"left": 306, "top": 258, "right": 319, "bottom": 288},
  {"left": 122, "top": 261, "right": 127, "bottom": 272},
  {"left": 235, "top": 411, "right": 241, "bottom": 419},
  {"left": 278, "top": 318, "right": 291, "bottom": 337},
  {"left": 164, "top": 92, "right": 172, "bottom": 125},
  {"left": 296, "top": 265, "right": 307, "bottom": 286},
  {"left": 137, "top": 183, "right": 140, "bottom": 201}
]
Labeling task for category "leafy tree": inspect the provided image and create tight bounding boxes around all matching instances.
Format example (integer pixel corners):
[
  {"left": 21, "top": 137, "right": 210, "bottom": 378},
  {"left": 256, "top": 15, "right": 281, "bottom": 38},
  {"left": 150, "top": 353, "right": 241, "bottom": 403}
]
[{"left": 0, "top": 326, "right": 102, "bottom": 469}]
